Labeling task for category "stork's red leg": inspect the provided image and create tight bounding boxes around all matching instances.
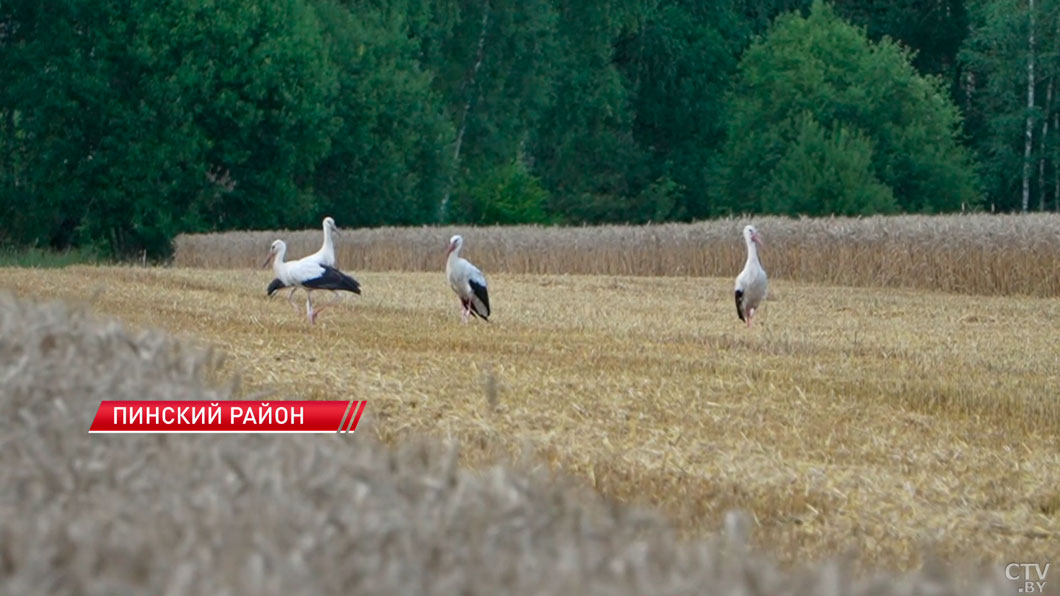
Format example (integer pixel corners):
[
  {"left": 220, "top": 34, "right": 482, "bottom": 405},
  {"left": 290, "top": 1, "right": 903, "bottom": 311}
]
[
  {"left": 306, "top": 293, "right": 316, "bottom": 325},
  {"left": 308, "top": 291, "right": 335, "bottom": 324},
  {"left": 313, "top": 302, "right": 333, "bottom": 320},
  {"left": 287, "top": 287, "right": 300, "bottom": 314}
]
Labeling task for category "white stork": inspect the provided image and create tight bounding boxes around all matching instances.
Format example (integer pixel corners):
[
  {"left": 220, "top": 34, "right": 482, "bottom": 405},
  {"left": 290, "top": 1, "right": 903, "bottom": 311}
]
[
  {"left": 308, "top": 216, "right": 339, "bottom": 268},
  {"left": 445, "top": 235, "right": 490, "bottom": 323},
  {"left": 263, "top": 239, "right": 361, "bottom": 324},
  {"left": 267, "top": 216, "right": 340, "bottom": 304},
  {"left": 734, "top": 224, "right": 768, "bottom": 328}
]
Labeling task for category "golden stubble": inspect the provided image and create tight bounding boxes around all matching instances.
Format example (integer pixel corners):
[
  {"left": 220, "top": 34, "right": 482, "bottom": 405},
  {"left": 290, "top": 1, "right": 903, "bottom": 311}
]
[{"left": 2, "top": 265, "right": 1058, "bottom": 574}]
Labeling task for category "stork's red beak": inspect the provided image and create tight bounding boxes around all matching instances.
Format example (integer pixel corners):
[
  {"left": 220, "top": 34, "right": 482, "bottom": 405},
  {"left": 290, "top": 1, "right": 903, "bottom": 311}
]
[
  {"left": 262, "top": 252, "right": 274, "bottom": 268},
  {"left": 446, "top": 242, "right": 455, "bottom": 256},
  {"left": 752, "top": 233, "right": 763, "bottom": 246}
]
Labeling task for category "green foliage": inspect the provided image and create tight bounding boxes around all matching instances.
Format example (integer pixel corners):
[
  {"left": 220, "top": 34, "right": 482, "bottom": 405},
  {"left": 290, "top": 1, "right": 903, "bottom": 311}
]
[
  {"left": 960, "top": 0, "right": 1060, "bottom": 212},
  {"left": 531, "top": 0, "right": 650, "bottom": 224},
  {"left": 719, "top": 0, "right": 981, "bottom": 217},
  {"left": 404, "top": 0, "right": 560, "bottom": 222},
  {"left": 0, "top": 246, "right": 101, "bottom": 268},
  {"left": 621, "top": 1, "right": 748, "bottom": 220},
  {"left": 763, "top": 114, "right": 896, "bottom": 215},
  {"left": 310, "top": 0, "right": 455, "bottom": 227},
  {"left": 11, "top": 0, "right": 1048, "bottom": 256},
  {"left": 452, "top": 159, "right": 552, "bottom": 224},
  {"left": 2, "top": 0, "right": 339, "bottom": 258},
  {"left": 635, "top": 176, "right": 687, "bottom": 221},
  {"left": 737, "top": 0, "right": 809, "bottom": 32},
  {"left": 837, "top": 0, "right": 969, "bottom": 88}
]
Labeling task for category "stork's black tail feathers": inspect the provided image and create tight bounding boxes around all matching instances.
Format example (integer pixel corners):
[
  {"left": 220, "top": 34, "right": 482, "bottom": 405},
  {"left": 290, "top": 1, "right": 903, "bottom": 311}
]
[
  {"left": 734, "top": 289, "right": 745, "bottom": 322},
  {"left": 304, "top": 266, "right": 362, "bottom": 294},
  {"left": 463, "top": 298, "right": 490, "bottom": 322},
  {"left": 468, "top": 279, "right": 490, "bottom": 321},
  {"left": 266, "top": 278, "right": 286, "bottom": 297}
]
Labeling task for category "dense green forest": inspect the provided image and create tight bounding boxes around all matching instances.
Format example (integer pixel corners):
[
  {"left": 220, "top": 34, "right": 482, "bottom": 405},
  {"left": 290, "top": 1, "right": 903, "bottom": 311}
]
[{"left": 2, "top": 0, "right": 1059, "bottom": 257}]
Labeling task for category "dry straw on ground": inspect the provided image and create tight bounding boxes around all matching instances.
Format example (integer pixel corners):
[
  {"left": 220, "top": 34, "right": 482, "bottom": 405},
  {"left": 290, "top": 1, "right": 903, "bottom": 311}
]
[
  {"left": 174, "top": 213, "right": 1060, "bottom": 297},
  {"left": 2, "top": 266, "right": 1058, "bottom": 580},
  {"left": 0, "top": 291, "right": 1044, "bottom": 595}
]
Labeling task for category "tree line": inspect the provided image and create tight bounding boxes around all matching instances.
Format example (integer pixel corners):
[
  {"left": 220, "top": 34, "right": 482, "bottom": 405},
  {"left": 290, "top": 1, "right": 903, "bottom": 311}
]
[{"left": 1, "top": 0, "right": 1058, "bottom": 258}]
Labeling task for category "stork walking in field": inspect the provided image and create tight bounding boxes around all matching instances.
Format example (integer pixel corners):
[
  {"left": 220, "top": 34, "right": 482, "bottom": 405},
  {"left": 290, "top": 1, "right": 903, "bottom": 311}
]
[
  {"left": 445, "top": 235, "right": 490, "bottom": 323},
  {"left": 267, "top": 216, "right": 340, "bottom": 304},
  {"left": 734, "top": 224, "right": 768, "bottom": 328},
  {"left": 263, "top": 239, "right": 361, "bottom": 324}
]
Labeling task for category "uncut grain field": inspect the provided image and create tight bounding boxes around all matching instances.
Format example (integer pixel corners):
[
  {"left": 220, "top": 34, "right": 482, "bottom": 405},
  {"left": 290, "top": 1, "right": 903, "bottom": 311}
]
[
  {"left": 175, "top": 213, "right": 1060, "bottom": 297},
  {"left": 3, "top": 220, "right": 1059, "bottom": 580}
]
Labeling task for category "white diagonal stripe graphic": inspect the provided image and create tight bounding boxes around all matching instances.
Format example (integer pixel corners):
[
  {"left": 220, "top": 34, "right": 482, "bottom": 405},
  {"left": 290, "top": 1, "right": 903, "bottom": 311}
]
[
  {"left": 336, "top": 397, "right": 356, "bottom": 433},
  {"left": 345, "top": 401, "right": 364, "bottom": 433}
]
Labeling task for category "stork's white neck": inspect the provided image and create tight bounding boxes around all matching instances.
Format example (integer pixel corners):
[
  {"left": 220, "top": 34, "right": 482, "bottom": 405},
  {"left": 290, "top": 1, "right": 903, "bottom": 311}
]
[
  {"left": 447, "top": 245, "right": 462, "bottom": 266},
  {"left": 321, "top": 223, "right": 334, "bottom": 255},
  {"left": 272, "top": 244, "right": 287, "bottom": 277},
  {"left": 744, "top": 236, "right": 760, "bottom": 268}
]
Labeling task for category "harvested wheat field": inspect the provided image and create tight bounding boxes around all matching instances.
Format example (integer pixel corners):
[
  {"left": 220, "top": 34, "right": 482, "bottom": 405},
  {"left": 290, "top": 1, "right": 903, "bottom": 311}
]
[
  {"left": 3, "top": 290, "right": 1041, "bottom": 595},
  {"left": 2, "top": 263, "right": 1058, "bottom": 584}
]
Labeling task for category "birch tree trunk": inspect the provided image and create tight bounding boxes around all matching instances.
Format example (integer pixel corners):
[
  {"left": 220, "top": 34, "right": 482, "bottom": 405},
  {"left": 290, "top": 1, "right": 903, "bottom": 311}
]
[
  {"left": 439, "top": 2, "right": 491, "bottom": 221},
  {"left": 1023, "top": 0, "right": 1036, "bottom": 213},
  {"left": 1039, "top": 77, "right": 1052, "bottom": 211}
]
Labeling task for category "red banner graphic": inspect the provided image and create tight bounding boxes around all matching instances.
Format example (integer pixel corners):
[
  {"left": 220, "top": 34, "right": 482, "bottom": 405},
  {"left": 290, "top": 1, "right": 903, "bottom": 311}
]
[{"left": 88, "top": 400, "right": 367, "bottom": 434}]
